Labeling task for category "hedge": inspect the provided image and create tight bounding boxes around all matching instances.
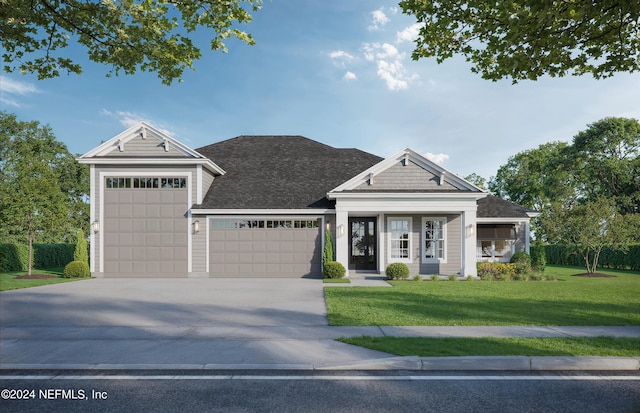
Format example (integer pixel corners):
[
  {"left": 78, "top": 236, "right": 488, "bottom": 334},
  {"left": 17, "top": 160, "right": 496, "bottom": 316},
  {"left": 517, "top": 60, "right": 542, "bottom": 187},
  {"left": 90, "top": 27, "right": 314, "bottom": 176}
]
[
  {"left": 0, "top": 243, "right": 82, "bottom": 271},
  {"left": 531, "top": 244, "right": 640, "bottom": 271}
]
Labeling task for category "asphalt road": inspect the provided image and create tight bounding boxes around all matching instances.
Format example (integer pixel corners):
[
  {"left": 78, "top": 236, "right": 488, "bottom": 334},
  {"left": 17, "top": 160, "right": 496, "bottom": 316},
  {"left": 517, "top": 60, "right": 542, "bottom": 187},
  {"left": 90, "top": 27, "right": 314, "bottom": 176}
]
[{"left": 1, "top": 370, "right": 639, "bottom": 413}]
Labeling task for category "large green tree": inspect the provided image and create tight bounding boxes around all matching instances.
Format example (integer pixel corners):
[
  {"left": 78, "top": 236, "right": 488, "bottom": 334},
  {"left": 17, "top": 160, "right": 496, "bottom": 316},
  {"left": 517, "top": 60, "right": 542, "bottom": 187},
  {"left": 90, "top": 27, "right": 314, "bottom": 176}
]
[
  {"left": 1, "top": 0, "right": 262, "bottom": 85},
  {"left": 0, "top": 112, "right": 89, "bottom": 273},
  {"left": 568, "top": 117, "right": 640, "bottom": 214},
  {"left": 400, "top": 1, "right": 640, "bottom": 82}
]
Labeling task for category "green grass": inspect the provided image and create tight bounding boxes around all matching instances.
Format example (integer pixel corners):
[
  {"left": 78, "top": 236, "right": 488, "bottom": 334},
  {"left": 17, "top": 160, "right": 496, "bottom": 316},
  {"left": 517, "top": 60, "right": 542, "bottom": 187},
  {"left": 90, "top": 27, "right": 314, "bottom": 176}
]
[
  {"left": 324, "top": 278, "right": 350, "bottom": 283},
  {"left": 325, "top": 266, "right": 640, "bottom": 326},
  {"left": 338, "top": 336, "right": 640, "bottom": 357},
  {"left": 0, "top": 268, "right": 90, "bottom": 291}
]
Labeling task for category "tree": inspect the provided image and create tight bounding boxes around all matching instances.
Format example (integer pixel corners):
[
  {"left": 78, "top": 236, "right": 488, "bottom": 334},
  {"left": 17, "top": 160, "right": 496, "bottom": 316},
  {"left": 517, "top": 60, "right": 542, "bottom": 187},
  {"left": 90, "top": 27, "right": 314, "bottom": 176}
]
[
  {"left": 463, "top": 173, "right": 487, "bottom": 190},
  {"left": 0, "top": 112, "right": 89, "bottom": 273},
  {"left": 568, "top": 117, "right": 640, "bottom": 214},
  {"left": 323, "top": 227, "right": 334, "bottom": 267},
  {"left": 542, "top": 197, "right": 640, "bottom": 273},
  {"left": 73, "top": 229, "right": 89, "bottom": 264},
  {"left": 489, "top": 141, "right": 573, "bottom": 211},
  {"left": 399, "top": 1, "right": 640, "bottom": 82},
  {"left": 1, "top": 0, "right": 262, "bottom": 85}
]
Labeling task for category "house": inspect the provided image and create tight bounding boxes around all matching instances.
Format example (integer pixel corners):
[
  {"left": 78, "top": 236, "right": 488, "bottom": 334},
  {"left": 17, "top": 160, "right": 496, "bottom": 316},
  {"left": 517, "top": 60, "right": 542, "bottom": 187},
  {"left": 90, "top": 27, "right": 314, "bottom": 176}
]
[{"left": 78, "top": 122, "right": 537, "bottom": 278}]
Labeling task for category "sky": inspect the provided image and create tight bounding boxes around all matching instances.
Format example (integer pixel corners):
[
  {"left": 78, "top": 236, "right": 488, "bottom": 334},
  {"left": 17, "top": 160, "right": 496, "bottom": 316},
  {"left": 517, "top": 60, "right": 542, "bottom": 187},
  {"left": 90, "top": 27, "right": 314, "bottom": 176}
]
[{"left": 2, "top": 0, "right": 640, "bottom": 182}]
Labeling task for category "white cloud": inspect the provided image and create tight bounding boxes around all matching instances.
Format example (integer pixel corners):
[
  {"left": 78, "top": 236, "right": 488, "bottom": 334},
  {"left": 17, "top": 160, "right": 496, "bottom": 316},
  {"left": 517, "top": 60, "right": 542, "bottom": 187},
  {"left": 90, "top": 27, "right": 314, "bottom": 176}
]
[
  {"left": 362, "top": 43, "right": 418, "bottom": 91},
  {"left": 368, "top": 8, "right": 390, "bottom": 31},
  {"left": 0, "top": 76, "right": 39, "bottom": 107},
  {"left": 100, "top": 109, "right": 174, "bottom": 136},
  {"left": 424, "top": 152, "right": 450, "bottom": 164},
  {"left": 343, "top": 71, "right": 357, "bottom": 81},
  {"left": 329, "top": 50, "right": 355, "bottom": 60},
  {"left": 396, "top": 23, "right": 424, "bottom": 43}
]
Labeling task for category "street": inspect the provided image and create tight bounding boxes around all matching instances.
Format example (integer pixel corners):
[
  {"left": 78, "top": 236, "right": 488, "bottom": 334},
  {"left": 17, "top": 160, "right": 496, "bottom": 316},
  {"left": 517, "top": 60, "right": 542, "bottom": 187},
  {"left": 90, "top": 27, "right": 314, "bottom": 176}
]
[{"left": 1, "top": 370, "right": 639, "bottom": 413}]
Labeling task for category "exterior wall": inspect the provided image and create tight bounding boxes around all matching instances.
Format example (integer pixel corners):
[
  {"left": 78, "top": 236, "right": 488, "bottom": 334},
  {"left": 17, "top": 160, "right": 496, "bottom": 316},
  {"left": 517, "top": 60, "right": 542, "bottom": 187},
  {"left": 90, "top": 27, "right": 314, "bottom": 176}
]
[
  {"left": 106, "top": 135, "right": 186, "bottom": 157},
  {"left": 382, "top": 214, "right": 462, "bottom": 276},
  {"left": 355, "top": 161, "right": 461, "bottom": 191},
  {"left": 190, "top": 216, "right": 208, "bottom": 276}
]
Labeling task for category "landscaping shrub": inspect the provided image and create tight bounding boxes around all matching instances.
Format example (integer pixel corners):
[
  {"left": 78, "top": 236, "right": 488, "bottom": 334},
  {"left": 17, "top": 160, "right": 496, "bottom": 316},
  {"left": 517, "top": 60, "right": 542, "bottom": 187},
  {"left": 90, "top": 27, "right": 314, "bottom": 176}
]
[
  {"left": 530, "top": 243, "right": 547, "bottom": 272},
  {"left": 63, "top": 261, "right": 90, "bottom": 278},
  {"left": 322, "top": 228, "right": 334, "bottom": 266},
  {"left": 73, "top": 229, "right": 89, "bottom": 264},
  {"left": 541, "top": 244, "right": 640, "bottom": 270},
  {"left": 33, "top": 244, "right": 75, "bottom": 268},
  {"left": 0, "top": 243, "right": 29, "bottom": 272},
  {"left": 323, "top": 261, "right": 346, "bottom": 279},
  {"left": 476, "top": 262, "right": 516, "bottom": 281},
  {"left": 385, "top": 262, "right": 410, "bottom": 280},
  {"left": 510, "top": 251, "right": 532, "bottom": 274}
]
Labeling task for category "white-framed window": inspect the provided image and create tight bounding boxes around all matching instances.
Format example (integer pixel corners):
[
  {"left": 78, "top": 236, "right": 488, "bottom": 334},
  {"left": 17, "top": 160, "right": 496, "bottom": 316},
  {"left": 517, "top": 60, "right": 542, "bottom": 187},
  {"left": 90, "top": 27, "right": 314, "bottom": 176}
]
[
  {"left": 388, "top": 217, "right": 412, "bottom": 263},
  {"left": 422, "top": 217, "right": 447, "bottom": 263}
]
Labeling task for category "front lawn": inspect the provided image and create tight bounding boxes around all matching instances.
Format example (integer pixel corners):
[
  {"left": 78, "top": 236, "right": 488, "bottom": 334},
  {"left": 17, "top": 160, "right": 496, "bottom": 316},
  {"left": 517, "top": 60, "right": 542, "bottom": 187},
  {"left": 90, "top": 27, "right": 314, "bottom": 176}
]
[
  {"left": 338, "top": 336, "right": 640, "bottom": 357},
  {"left": 325, "top": 266, "right": 640, "bottom": 326},
  {"left": 0, "top": 268, "right": 89, "bottom": 291}
]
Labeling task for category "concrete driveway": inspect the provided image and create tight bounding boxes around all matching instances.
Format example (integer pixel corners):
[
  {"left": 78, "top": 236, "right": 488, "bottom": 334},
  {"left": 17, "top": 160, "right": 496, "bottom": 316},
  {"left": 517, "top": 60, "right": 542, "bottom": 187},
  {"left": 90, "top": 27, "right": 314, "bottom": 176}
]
[
  {"left": 0, "top": 278, "right": 328, "bottom": 327},
  {"left": 0, "top": 278, "right": 395, "bottom": 368}
]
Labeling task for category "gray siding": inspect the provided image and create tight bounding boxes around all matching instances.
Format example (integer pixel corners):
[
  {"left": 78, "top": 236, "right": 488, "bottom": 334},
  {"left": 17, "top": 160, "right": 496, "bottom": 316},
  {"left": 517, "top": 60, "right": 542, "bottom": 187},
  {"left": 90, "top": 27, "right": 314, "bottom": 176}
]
[
  {"left": 202, "top": 169, "right": 215, "bottom": 201},
  {"left": 384, "top": 214, "right": 462, "bottom": 276},
  {"left": 191, "top": 218, "right": 207, "bottom": 274},
  {"left": 356, "top": 160, "right": 462, "bottom": 191},
  {"left": 107, "top": 135, "right": 186, "bottom": 157}
]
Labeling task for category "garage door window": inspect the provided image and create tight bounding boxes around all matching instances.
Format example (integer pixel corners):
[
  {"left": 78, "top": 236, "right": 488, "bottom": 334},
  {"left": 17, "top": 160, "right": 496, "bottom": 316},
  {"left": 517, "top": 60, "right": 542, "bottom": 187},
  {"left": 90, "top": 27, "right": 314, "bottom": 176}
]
[
  {"left": 106, "top": 177, "right": 187, "bottom": 189},
  {"left": 211, "top": 219, "right": 320, "bottom": 229}
]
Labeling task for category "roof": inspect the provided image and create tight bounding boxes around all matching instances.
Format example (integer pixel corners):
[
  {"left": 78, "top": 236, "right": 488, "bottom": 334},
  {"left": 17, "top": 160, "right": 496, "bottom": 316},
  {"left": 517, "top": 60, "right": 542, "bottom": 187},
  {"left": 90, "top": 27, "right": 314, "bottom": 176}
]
[
  {"left": 477, "top": 195, "right": 538, "bottom": 219},
  {"left": 195, "top": 136, "right": 383, "bottom": 209}
]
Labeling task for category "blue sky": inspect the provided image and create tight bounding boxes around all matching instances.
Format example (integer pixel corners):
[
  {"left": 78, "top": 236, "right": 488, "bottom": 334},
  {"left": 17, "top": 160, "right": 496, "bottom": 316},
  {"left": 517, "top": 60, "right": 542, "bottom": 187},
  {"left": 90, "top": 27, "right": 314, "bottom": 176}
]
[{"left": 2, "top": 0, "right": 639, "bottom": 181}]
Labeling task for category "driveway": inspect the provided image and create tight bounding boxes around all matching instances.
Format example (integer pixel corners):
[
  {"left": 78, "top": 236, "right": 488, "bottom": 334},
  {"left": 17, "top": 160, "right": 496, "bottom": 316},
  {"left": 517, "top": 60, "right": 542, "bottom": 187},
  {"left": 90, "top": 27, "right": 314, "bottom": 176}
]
[
  {"left": 0, "top": 278, "right": 398, "bottom": 368},
  {"left": 0, "top": 278, "right": 328, "bottom": 327}
]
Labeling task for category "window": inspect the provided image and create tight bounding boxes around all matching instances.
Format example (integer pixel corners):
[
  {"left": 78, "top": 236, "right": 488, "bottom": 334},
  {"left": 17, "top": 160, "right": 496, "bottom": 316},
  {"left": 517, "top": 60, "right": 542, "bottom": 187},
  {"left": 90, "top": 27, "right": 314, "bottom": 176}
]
[
  {"left": 422, "top": 217, "right": 446, "bottom": 262},
  {"left": 211, "top": 219, "right": 320, "bottom": 229},
  {"left": 477, "top": 224, "right": 516, "bottom": 261},
  {"left": 105, "top": 177, "right": 131, "bottom": 188},
  {"left": 106, "top": 176, "right": 185, "bottom": 189},
  {"left": 388, "top": 217, "right": 412, "bottom": 262}
]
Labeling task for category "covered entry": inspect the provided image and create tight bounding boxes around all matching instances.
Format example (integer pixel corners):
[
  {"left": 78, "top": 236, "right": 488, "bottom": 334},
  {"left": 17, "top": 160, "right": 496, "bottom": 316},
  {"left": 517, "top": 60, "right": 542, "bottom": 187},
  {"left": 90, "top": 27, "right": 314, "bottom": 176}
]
[{"left": 209, "top": 218, "right": 322, "bottom": 277}]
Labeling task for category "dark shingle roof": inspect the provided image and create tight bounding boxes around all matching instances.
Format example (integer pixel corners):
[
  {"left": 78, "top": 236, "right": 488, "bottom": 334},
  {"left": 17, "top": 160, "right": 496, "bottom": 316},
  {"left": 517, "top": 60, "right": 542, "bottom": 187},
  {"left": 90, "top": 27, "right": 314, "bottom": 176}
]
[
  {"left": 477, "top": 195, "right": 538, "bottom": 218},
  {"left": 196, "top": 136, "right": 383, "bottom": 209}
]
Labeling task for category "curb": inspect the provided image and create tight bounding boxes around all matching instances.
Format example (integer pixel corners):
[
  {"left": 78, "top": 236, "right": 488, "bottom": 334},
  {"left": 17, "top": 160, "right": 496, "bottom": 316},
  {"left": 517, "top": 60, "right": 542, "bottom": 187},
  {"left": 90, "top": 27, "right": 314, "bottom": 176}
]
[{"left": 2, "top": 357, "right": 639, "bottom": 371}]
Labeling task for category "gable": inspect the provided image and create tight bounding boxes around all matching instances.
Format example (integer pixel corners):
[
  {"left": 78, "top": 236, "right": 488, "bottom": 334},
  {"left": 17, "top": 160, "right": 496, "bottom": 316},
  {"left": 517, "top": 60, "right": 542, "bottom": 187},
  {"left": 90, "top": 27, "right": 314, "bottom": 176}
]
[
  {"left": 353, "top": 159, "right": 463, "bottom": 191},
  {"left": 331, "top": 148, "right": 482, "bottom": 194},
  {"left": 105, "top": 133, "right": 186, "bottom": 157}
]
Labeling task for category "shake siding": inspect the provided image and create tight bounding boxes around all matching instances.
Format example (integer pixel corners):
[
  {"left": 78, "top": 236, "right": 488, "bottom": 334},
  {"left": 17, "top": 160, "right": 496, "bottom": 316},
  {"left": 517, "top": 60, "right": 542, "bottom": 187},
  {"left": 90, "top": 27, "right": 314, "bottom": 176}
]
[
  {"left": 355, "top": 161, "right": 461, "bottom": 191},
  {"left": 107, "top": 135, "right": 185, "bottom": 157}
]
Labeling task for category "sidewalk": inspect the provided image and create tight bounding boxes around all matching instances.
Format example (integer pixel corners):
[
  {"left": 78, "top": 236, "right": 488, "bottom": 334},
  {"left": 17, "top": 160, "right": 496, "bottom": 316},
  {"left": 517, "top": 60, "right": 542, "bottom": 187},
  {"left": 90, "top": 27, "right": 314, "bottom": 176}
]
[{"left": 2, "top": 325, "right": 639, "bottom": 371}]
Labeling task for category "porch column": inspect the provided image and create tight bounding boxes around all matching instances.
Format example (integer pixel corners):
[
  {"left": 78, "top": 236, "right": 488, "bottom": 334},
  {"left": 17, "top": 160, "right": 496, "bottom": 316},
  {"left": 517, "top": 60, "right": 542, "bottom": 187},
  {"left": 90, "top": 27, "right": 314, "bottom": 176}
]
[
  {"left": 462, "top": 208, "right": 478, "bottom": 277},
  {"left": 524, "top": 221, "right": 531, "bottom": 253},
  {"left": 335, "top": 207, "right": 349, "bottom": 277}
]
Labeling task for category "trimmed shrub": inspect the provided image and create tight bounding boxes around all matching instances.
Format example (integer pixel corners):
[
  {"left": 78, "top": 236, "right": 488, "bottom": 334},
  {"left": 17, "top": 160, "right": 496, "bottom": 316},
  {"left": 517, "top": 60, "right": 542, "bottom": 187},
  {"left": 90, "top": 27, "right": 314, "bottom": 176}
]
[
  {"left": 476, "top": 262, "right": 516, "bottom": 281},
  {"left": 385, "top": 262, "right": 410, "bottom": 280},
  {"left": 63, "top": 261, "right": 90, "bottom": 278},
  {"left": 323, "top": 261, "right": 346, "bottom": 279},
  {"left": 73, "top": 229, "right": 89, "bottom": 264},
  {"left": 530, "top": 243, "right": 547, "bottom": 272},
  {"left": 0, "top": 243, "right": 29, "bottom": 272},
  {"left": 32, "top": 244, "right": 75, "bottom": 268}
]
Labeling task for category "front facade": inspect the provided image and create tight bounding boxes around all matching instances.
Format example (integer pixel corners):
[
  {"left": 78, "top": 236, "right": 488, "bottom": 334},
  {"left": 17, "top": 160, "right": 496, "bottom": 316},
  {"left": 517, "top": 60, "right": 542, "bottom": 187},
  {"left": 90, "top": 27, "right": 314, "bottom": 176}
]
[{"left": 78, "top": 123, "right": 537, "bottom": 278}]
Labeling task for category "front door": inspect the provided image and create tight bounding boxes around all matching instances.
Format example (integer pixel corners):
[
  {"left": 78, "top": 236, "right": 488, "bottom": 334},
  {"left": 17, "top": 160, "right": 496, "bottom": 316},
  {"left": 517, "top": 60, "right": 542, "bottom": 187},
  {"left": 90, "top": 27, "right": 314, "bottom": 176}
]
[{"left": 349, "top": 217, "right": 377, "bottom": 271}]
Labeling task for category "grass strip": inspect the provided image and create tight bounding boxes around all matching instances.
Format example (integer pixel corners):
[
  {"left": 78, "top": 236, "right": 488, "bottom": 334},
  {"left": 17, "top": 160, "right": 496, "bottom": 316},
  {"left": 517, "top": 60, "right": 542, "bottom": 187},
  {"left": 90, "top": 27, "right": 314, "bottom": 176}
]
[
  {"left": 0, "top": 268, "right": 90, "bottom": 292},
  {"left": 338, "top": 336, "right": 640, "bottom": 357},
  {"left": 323, "top": 278, "right": 350, "bottom": 284}
]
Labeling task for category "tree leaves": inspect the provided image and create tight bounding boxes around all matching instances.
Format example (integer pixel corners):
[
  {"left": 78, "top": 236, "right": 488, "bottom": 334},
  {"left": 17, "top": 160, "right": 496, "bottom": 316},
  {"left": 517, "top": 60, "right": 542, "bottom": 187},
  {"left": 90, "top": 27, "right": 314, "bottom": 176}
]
[
  {"left": 0, "top": 0, "right": 262, "bottom": 84},
  {"left": 400, "top": 0, "right": 640, "bottom": 82}
]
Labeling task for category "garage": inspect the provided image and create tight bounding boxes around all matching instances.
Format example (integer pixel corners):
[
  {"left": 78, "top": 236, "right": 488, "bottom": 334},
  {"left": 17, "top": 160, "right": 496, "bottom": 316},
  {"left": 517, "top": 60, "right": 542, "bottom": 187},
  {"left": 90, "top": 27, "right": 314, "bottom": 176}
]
[
  {"left": 209, "top": 218, "right": 322, "bottom": 277},
  {"left": 103, "top": 177, "right": 188, "bottom": 277}
]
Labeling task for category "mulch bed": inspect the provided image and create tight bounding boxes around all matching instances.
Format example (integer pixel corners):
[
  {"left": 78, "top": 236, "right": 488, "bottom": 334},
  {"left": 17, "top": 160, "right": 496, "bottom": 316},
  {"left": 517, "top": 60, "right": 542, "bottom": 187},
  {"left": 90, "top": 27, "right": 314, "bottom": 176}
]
[
  {"left": 14, "top": 274, "right": 59, "bottom": 279},
  {"left": 572, "top": 273, "right": 616, "bottom": 278}
]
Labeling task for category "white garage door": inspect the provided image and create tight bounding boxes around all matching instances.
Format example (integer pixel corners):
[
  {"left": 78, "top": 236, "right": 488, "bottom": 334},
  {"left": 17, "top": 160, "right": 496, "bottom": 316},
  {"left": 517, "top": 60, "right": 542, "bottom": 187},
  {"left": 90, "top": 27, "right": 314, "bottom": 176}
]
[
  {"left": 209, "top": 218, "right": 322, "bottom": 277},
  {"left": 103, "top": 177, "right": 188, "bottom": 277}
]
